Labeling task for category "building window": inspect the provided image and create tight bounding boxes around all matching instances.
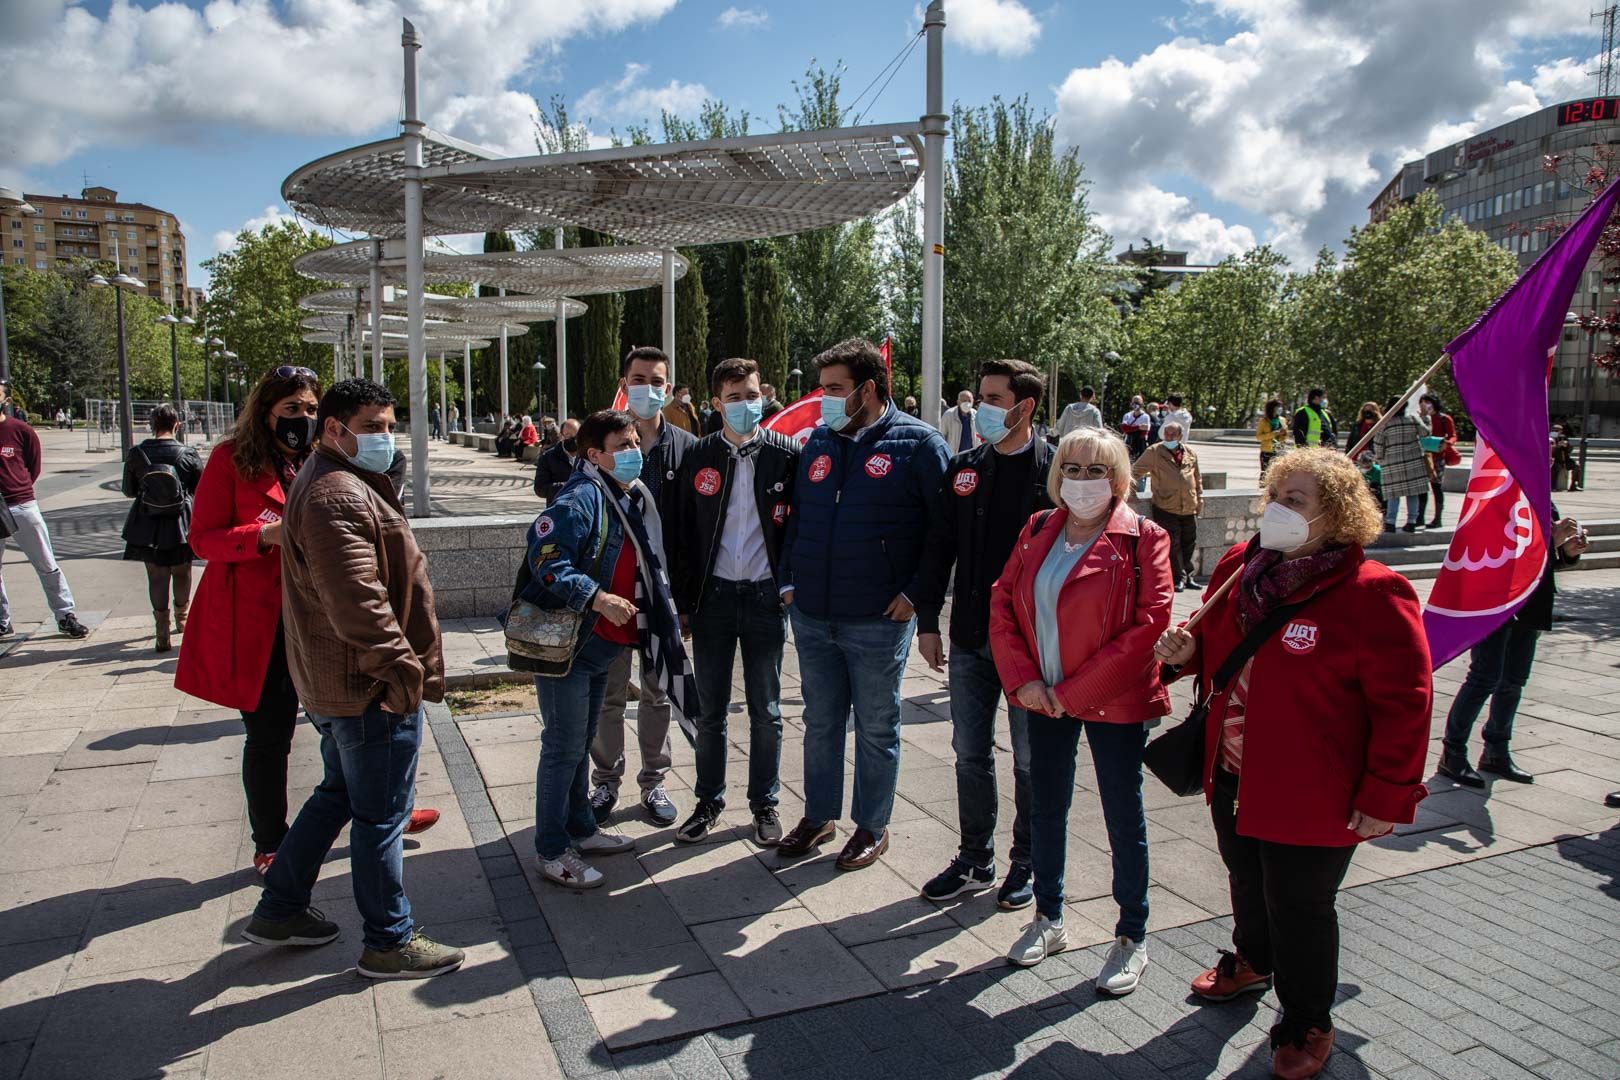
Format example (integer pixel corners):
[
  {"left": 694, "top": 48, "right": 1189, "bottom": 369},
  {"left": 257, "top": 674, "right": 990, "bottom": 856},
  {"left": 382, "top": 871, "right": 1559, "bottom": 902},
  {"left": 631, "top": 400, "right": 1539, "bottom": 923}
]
[
  {"left": 33, "top": 242, "right": 44, "bottom": 251},
  {"left": 75, "top": 210, "right": 87, "bottom": 219},
  {"left": 7, "top": 220, "right": 17, "bottom": 230},
  {"left": 32, "top": 223, "right": 42, "bottom": 233},
  {"left": 127, "top": 247, "right": 137, "bottom": 258},
  {"left": 127, "top": 229, "right": 136, "bottom": 240},
  {"left": 103, "top": 211, "right": 114, "bottom": 220},
  {"left": 122, "top": 213, "right": 135, "bottom": 222},
  {"left": 9, "top": 239, "right": 20, "bottom": 249},
  {"left": 35, "top": 260, "right": 45, "bottom": 269}
]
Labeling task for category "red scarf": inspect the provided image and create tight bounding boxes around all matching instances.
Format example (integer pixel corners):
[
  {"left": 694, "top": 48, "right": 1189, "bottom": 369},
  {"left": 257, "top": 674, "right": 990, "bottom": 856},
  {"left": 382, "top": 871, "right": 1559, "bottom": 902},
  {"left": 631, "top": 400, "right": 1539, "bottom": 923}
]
[{"left": 1236, "top": 536, "right": 1348, "bottom": 632}]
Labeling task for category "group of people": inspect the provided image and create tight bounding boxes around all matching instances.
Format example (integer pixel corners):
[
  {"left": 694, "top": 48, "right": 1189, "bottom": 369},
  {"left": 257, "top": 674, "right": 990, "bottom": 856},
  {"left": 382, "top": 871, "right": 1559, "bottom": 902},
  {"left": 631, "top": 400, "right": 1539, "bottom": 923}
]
[{"left": 515, "top": 340, "right": 1446, "bottom": 1079}]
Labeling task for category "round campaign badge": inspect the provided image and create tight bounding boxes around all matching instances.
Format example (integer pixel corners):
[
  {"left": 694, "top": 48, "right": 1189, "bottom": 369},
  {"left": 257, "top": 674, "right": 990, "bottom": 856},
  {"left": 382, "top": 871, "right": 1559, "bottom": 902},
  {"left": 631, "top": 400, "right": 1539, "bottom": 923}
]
[
  {"left": 865, "top": 454, "right": 893, "bottom": 479},
  {"left": 808, "top": 454, "right": 832, "bottom": 483},
  {"left": 772, "top": 503, "right": 790, "bottom": 526},
  {"left": 535, "top": 516, "right": 555, "bottom": 539},
  {"left": 694, "top": 467, "right": 722, "bottom": 497},
  {"left": 953, "top": 469, "right": 979, "bottom": 496},
  {"left": 1279, "top": 619, "right": 1319, "bottom": 654}
]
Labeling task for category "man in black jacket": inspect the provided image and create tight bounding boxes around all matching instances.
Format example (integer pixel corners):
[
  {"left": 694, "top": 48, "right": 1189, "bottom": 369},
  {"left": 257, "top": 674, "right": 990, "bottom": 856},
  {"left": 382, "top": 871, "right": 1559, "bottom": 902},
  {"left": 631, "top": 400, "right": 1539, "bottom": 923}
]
[
  {"left": 591, "top": 347, "right": 696, "bottom": 826},
  {"left": 912, "top": 358, "right": 1053, "bottom": 910},
  {"left": 668, "top": 358, "right": 799, "bottom": 846},
  {"left": 532, "top": 418, "right": 580, "bottom": 501}
]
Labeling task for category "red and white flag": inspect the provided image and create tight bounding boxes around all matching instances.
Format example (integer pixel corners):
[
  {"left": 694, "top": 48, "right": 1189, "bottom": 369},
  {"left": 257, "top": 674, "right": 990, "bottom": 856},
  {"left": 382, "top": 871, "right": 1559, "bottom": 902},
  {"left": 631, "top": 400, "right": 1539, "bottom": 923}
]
[{"left": 762, "top": 390, "right": 825, "bottom": 446}]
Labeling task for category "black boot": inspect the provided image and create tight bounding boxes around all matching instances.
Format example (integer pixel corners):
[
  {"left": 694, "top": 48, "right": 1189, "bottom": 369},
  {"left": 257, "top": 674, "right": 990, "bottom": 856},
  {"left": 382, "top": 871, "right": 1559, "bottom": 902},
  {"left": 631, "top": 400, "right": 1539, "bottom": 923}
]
[
  {"left": 1606, "top": 792, "right": 1620, "bottom": 809},
  {"left": 1479, "top": 751, "right": 1533, "bottom": 784},
  {"left": 1438, "top": 748, "right": 1484, "bottom": 788},
  {"left": 1426, "top": 487, "right": 1444, "bottom": 529}
]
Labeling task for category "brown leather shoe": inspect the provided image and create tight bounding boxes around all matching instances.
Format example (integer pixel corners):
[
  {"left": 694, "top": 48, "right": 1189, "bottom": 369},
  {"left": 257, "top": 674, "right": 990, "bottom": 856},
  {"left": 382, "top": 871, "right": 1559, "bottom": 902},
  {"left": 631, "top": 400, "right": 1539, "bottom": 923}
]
[
  {"left": 835, "top": 828, "right": 889, "bottom": 871},
  {"left": 777, "top": 818, "right": 835, "bottom": 857},
  {"left": 1272, "top": 1025, "right": 1334, "bottom": 1080},
  {"left": 1190, "top": 950, "right": 1273, "bottom": 1002}
]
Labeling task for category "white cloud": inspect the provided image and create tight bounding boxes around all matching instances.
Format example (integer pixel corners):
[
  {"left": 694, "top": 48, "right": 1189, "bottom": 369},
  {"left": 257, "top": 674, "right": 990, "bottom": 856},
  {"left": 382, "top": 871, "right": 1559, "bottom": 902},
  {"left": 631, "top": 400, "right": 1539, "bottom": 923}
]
[
  {"left": 1053, "top": 0, "right": 1597, "bottom": 264},
  {"left": 929, "top": 0, "right": 1041, "bottom": 58},
  {"left": 0, "top": 0, "right": 679, "bottom": 170},
  {"left": 577, "top": 63, "right": 710, "bottom": 123},
  {"left": 717, "top": 7, "right": 768, "bottom": 30},
  {"left": 212, "top": 205, "right": 298, "bottom": 255}
]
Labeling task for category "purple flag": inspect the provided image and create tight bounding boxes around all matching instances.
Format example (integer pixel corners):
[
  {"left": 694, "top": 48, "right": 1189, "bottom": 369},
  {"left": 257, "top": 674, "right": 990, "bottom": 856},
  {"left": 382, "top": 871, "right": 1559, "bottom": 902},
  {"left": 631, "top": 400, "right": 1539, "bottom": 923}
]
[{"left": 1423, "top": 179, "right": 1620, "bottom": 668}]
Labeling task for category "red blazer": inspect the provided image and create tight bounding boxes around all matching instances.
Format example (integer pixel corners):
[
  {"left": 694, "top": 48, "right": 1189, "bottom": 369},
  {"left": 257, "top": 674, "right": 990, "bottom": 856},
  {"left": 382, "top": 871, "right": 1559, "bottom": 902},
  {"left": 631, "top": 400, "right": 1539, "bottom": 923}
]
[
  {"left": 174, "top": 441, "right": 289, "bottom": 711},
  {"left": 1427, "top": 412, "right": 1462, "bottom": 467},
  {"left": 1173, "top": 542, "right": 1431, "bottom": 847},
  {"left": 989, "top": 499, "right": 1173, "bottom": 724}
]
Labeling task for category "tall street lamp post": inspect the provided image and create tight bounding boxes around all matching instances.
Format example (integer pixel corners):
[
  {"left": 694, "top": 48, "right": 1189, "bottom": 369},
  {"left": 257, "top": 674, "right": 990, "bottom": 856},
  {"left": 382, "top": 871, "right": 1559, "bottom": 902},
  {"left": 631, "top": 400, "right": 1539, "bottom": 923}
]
[
  {"left": 1580, "top": 290, "right": 1600, "bottom": 482},
  {"left": 156, "top": 313, "right": 196, "bottom": 440},
  {"left": 88, "top": 270, "right": 145, "bottom": 458}
]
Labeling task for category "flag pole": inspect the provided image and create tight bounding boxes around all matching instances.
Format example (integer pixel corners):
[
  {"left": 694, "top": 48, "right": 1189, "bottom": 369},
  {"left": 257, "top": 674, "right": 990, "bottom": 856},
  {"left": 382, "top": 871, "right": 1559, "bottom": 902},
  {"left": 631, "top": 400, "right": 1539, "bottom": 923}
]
[
  {"left": 1346, "top": 352, "right": 1452, "bottom": 460},
  {"left": 1183, "top": 350, "right": 1451, "bottom": 632}
]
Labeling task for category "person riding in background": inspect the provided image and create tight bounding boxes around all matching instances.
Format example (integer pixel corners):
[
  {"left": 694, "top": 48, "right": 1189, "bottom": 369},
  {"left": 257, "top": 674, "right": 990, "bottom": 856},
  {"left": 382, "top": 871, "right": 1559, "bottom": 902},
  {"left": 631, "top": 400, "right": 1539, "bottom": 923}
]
[{"left": 1154, "top": 448, "right": 1430, "bottom": 1080}]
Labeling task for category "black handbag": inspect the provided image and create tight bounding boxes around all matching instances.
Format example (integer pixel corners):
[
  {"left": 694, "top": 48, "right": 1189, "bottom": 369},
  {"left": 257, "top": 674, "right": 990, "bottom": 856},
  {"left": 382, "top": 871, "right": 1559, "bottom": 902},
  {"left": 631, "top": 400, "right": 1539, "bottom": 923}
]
[{"left": 1143, "top": 595, "right": 1311, "bottom": 797}]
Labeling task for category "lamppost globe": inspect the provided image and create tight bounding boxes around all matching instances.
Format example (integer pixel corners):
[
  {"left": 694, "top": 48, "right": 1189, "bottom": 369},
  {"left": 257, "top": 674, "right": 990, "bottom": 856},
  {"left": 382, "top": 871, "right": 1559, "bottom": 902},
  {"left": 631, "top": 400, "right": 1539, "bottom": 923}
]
[
  {"left": 157, "top": 314, "right": 179, "bottom": 326},
  {"left": 179, "top": 316, "right": 196, "bottom": 327},
  {"left": 208, "top": 337, "right": 223, "bottom": 347},
  {"left": 88, "top": 274, "right": 109, "bottom": 288}
]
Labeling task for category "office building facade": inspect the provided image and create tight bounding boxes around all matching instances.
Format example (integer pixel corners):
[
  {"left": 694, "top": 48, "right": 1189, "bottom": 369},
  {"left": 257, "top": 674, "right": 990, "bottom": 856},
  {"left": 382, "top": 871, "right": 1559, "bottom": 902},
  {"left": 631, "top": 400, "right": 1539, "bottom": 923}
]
[
  {"left": 0, "top": 186, "right": 195, "bottom": 315},
  {"left": 1372, "top": 97, "right": 1620, "bottom": 433}
]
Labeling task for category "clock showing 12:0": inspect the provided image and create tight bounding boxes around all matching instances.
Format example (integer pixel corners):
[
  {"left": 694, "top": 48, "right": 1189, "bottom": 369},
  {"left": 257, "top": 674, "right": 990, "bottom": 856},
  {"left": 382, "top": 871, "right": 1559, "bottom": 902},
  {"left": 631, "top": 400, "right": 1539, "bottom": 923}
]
[{"left": 1558, "top": 97, "right": 1620, "bottom": 125}]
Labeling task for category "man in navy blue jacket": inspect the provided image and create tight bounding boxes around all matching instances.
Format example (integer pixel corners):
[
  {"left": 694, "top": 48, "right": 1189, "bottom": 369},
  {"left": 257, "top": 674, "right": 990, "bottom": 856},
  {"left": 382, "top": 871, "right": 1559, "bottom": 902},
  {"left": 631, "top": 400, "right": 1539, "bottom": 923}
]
[{"left": 776, "top": 338, "right": 951, "bottom": 870}]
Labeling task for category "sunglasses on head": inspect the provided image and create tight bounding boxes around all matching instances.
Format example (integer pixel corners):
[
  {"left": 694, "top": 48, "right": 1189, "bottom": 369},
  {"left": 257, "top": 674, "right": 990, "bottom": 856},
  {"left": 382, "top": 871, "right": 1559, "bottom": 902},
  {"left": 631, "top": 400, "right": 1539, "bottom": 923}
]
[{"left": 273, "top": 366, "right": 317, "bottom": 380}]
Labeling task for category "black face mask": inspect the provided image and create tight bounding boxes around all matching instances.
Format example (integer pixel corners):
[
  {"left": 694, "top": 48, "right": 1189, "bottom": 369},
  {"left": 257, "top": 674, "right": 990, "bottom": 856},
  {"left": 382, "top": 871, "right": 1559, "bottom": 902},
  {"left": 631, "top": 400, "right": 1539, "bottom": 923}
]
[
  {"left": 274, "top": 415, "right": 318, "bottom": 452},
  {"left": 1363, "top": 412, "right": 1375, "bottom": 421},
  {"left": 562, "top": 437, "right": 578, "bottom": 454}
]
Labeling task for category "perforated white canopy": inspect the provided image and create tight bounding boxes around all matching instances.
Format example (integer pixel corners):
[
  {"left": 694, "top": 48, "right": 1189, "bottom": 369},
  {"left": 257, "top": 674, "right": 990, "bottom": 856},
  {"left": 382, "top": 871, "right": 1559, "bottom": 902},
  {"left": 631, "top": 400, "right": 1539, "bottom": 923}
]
[
  {"left": 298, "top": 288, "right": 586, "bottom": 322},
  {"left": 291, "top": 240, "right": 686, "bottom": 296}
]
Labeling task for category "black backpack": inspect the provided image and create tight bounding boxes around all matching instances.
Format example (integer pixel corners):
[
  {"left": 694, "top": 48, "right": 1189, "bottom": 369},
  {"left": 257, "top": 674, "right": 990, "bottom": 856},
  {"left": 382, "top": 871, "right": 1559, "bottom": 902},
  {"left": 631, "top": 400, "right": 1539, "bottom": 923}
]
[{"left": 133, "top": 446, "right": 187, "bottom": 518}]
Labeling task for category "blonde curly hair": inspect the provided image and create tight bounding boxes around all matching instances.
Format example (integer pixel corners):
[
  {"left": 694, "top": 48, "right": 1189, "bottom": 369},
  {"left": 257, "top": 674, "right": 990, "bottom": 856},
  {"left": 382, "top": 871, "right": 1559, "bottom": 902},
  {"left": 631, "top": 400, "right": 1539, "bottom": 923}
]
[{"left": 1261, "top": 447, "right": 1384, "bottom": 547}]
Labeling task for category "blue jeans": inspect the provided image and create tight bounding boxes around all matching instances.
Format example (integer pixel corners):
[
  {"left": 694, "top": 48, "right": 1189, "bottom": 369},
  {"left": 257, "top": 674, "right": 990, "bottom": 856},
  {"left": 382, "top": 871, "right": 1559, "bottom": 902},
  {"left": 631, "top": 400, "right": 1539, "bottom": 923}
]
[
  {"left": 1384, "top": 495, "right": 1420, "bottom": 526},
  {"left": 1443, "top": 616, "right": 1541, "bottom": 756},
  {"left": 692, "top": 579, "right": 786, "bottom": 811},
  {"left": 255, "top": 703, "right": 422, "bottom": 951},
  {"left": 1027, "top": 715, "right": 1149, "bottom": 938},
  {"left": 948, "top": 642, "right": 1031, "bottom": 867},
  {"left": 790, "top": 607, "right": 915, "bottom": 832},
  {"left": 534, "top": 633, "right": 625, "bottom": 861}
]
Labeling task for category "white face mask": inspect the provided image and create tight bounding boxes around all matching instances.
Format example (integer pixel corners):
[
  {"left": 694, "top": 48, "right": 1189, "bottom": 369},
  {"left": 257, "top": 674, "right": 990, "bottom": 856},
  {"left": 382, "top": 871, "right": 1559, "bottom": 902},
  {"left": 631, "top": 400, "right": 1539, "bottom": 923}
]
[
  {"left": 1060, "top": 477, "right": 1114, "bottom": 520},
  {"left": 1259, "top": 501, "right": 1323, "bottom": 552}
]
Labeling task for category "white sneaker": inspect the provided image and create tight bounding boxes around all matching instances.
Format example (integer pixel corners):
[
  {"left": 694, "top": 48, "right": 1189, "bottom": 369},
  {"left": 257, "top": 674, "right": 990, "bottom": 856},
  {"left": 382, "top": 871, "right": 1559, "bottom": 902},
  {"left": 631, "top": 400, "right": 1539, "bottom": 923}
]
[
  {"left": 1007, "top": 915, "right": 1068, "bottom": 968},
  {"left": 1096, "top": 935, "right": 1149, "bottom": 995},
  {"left": 576, "top": 830, "right": 635, "bottom": 854},
  {"left": 540, "top": 851, "right": 603, "bottom": 890}
]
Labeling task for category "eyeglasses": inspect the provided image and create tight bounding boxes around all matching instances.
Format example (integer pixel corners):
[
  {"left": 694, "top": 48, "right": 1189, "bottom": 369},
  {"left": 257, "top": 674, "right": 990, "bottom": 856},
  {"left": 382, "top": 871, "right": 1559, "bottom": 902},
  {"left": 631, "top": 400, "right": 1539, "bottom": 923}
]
[
  {"left": 273, "top": 366, "right": 317, "bottom": 379},
  {"left": 1059, "top": 463, "right": 1113, "bottom": 481}
]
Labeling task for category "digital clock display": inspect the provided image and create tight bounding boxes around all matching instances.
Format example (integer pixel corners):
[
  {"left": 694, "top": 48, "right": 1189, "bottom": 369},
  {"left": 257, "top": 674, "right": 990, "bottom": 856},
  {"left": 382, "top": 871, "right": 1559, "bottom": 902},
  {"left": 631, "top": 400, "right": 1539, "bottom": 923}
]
[{"left": 1559, "top": 97, "right": 1620, "bottom": 125}]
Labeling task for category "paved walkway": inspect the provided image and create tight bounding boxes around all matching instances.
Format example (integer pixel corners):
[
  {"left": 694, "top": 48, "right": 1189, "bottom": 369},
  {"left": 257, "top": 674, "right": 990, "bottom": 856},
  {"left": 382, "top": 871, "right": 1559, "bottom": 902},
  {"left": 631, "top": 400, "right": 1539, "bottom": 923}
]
[{"left": 3, "top": 428, "right": 1619, "bottom": 1078}]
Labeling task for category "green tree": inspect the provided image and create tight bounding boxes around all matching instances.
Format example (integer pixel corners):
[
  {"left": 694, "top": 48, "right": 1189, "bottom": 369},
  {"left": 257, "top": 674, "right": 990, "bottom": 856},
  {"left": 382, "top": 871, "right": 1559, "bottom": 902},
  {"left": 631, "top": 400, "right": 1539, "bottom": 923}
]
[
  {"left": 715, "top": 242, "right": 751, "bottom": 363},
  {"left": 580, "top": 230, "right": 625, "bottom": 412},
  {"left": 201, "top": 221, "right": 332, "bottom": 384},
  {"left": 1124, "top": 247, "right": 1293, "bottom": 425},
  {"left": 675, "top": 248, "right": 708, "bottom": 388},
  {"left": 1289, "top": 191, "right": 1520, "bottom": 433},
  {"left": 747, "top": 245, "right": 790, "bottom": 392}
]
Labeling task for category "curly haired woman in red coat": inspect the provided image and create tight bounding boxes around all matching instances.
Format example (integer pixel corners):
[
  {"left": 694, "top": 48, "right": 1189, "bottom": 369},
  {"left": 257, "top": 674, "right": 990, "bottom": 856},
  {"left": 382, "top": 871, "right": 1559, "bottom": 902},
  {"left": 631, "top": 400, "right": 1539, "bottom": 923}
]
[
  {"left": 176, "top": 367, "right": 436, "bottom": 876},
  {"left": 1154, "top": 448, "right": 1431, "bottom": 1080}
]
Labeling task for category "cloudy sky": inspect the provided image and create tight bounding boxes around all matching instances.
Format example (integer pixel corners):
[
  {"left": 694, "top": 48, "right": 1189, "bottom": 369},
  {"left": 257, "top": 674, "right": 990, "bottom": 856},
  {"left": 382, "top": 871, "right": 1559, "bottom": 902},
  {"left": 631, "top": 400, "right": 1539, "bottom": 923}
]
[{"left": 0, "top": 0, "right": 1600, "bottom": 293}]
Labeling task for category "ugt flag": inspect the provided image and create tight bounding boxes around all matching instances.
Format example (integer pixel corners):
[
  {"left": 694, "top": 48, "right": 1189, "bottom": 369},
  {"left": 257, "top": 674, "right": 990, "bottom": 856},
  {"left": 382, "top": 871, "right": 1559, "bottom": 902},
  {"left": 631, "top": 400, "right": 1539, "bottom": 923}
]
[{"left": 1424, "top": 179, "right": 1620, "bottom": 668}]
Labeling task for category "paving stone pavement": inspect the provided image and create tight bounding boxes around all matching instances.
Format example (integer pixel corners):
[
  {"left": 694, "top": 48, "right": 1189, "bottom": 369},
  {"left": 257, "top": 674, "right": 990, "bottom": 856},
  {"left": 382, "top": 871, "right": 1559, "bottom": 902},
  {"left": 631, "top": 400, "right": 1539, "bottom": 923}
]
[{"left": 4, "top": 428, "right": 1620, "bottom": 1078}]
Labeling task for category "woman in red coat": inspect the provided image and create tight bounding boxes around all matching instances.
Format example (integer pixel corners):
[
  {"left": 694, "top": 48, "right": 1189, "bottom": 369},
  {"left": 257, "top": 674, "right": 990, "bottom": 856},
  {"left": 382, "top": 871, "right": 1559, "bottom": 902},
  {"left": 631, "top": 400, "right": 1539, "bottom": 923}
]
[
  {"left": 990, "top": 428, "right": 1173, "bottom": 992},
  {"left": 176, "top": 367, "right": 436, "bottom": 875},
  {"left": 1418, "top": 391, "right": 1460, "bottom": 528},
  {"left": 1154, "top": 448, "right": 1430, "bottom": 1080}
]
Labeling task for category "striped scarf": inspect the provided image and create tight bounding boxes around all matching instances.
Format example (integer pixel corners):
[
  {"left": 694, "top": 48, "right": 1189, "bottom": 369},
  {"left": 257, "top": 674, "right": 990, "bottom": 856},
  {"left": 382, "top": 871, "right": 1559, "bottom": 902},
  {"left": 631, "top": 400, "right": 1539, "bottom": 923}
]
[{"left": 585, "top": 463, "right": 699, "bottom": 746}]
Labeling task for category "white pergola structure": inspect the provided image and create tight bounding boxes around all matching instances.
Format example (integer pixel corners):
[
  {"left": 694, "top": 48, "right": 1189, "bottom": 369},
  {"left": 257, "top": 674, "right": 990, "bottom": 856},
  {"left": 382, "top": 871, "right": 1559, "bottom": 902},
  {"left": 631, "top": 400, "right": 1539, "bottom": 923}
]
[{"left": 282, "top": 7, "right": 941, "bottom": 516}]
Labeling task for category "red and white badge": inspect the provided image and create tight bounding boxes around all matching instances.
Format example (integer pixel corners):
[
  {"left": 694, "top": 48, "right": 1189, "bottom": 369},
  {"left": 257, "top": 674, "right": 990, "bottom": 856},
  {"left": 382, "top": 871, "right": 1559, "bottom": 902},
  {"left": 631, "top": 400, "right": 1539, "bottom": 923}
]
[
  {"left": 772, "top": 502, "right": 790, "bottom": 526},
  {"left": 808, "top": 454, "right": 832, "bottom": 483},
  {"left": 865, "top": 454, "right": 893, "bottom": 479},
  {"left": 0, "top": 446, "right": 14, "bottom": 459},
  {"left": 953, "top": 469, "right": 979, "bottom": 496},
  {"left": 535, "top": 516, "right": 555, "bottom": 539},
  {"left": 693, "top": 467, "right": 722, "bottom": 497},
  {"left": 1280, "top": 619, "right": 1319, "bottom": 654}
]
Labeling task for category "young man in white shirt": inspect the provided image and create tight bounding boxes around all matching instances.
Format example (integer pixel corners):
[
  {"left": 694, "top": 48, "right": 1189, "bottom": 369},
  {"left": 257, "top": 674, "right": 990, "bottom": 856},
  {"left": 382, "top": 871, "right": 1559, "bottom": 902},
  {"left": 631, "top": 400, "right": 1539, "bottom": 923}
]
[{"left": 669, "top": 358, "right": 800, "bottom": 846}]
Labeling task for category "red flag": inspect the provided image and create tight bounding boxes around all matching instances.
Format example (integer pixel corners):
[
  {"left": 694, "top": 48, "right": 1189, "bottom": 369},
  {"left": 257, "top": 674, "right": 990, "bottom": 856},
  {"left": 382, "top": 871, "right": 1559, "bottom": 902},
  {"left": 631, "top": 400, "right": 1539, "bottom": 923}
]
[
  {"left": 762, "top": 389, "right": 825, "bottom": 446},
  {"left": 880, "top": 335, "right": 892, "bottom": 371},
  {"left": 611, "top": 387, "right": 627, "bottom": 411}
]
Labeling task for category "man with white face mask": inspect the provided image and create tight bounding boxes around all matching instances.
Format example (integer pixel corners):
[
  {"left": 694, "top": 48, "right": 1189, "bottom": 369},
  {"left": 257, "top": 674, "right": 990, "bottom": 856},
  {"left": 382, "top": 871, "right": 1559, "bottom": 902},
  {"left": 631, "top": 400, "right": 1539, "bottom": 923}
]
[
  {"left": 776, "top": 337, "right": 951, "bottom": 870},
  {"left": 589, "top": 347, "right": 696, "bottom": 827},
  {"left": 938, "top": 389, "right": 979, "bottom": 453}
]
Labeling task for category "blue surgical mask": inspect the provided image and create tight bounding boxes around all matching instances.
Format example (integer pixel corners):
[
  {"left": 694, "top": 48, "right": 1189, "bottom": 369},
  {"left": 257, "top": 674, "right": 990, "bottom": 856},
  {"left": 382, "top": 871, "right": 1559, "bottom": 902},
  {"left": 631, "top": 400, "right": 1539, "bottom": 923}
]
[
  {"left": 606, "top": 447, "right": 643, "bottom": 485},
  {"left": 626, "top": 384, "right": 665, "bottom": 420},
  {"left": 974, "top": 402, "right": 1017, "bottom": 445},
  {"left": 1162, "top": 439, "right": 1181, "bottom": 452},
  {"left": 820, "top": 390, "right": 856, "bottom": 432},
  {"left": 724, "top": 398, "right": 763, "bottom": 436},
  {"left": 341, "top": 425, "right": 396, "bottom": 473}
]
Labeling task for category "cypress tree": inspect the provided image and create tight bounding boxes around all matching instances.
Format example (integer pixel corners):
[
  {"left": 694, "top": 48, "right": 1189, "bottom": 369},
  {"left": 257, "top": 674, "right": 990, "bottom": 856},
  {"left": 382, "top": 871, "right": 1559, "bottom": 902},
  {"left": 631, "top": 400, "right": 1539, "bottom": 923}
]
[{"left": 749, "top": 247, "right": 789, "bottom": 392}]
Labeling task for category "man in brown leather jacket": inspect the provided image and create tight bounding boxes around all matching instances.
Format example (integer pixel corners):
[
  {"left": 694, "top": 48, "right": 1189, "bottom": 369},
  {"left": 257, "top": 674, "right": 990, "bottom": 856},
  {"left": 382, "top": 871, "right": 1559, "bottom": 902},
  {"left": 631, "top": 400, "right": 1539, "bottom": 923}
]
[{"left": 242, "top": 379, "right": 463, "bottom": 981}]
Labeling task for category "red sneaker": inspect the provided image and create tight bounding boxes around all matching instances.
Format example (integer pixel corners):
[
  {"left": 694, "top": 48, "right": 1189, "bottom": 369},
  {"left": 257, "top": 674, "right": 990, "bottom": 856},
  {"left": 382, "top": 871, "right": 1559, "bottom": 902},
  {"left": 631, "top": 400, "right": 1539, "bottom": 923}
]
[
  {"left": 1272, "top": 1025, "right": 1334, "bottom": 1080},
  {"left": 1190, "top": 950, "right": 1273, "bottom": 1002},
  {"left": 406, "top": 808, "right": 440, "bottom": 835},
  {"left": 253, "top": 852, "right": 275, "bottom": 876}
]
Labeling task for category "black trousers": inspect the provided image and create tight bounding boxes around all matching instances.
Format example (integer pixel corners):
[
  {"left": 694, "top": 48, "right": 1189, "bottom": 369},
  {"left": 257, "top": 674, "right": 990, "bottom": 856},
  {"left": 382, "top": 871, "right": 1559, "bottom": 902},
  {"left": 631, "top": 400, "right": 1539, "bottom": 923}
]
[
  {"left": 242, "top": 624, "right": 300, "bottom": 854},
  {"left": 1210, "top": 770, "right": 1355, "bottom": 1031},
  {"left": 1152, "top": 506, "right": 1198, "bottom": 583}
]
